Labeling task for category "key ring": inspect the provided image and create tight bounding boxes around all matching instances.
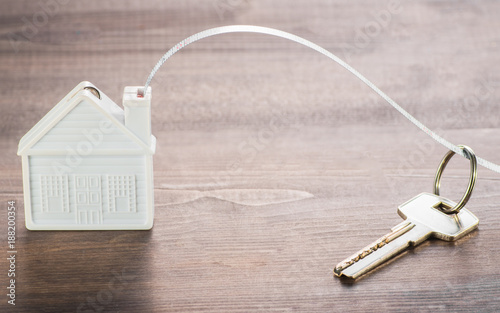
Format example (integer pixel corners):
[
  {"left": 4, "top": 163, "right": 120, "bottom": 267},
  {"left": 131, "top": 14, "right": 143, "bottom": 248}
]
[{"left": 433, "top": 145, "right": 477, "bottom": 214}]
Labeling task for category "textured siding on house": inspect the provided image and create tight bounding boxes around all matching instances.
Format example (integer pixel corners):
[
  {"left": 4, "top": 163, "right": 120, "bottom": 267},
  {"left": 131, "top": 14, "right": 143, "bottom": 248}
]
[
  {"left": 30, "top": 99, "right": 144, "bottom": 152},
  {"left": 28, "top": 155, "right": 150, "bottom": 225}
]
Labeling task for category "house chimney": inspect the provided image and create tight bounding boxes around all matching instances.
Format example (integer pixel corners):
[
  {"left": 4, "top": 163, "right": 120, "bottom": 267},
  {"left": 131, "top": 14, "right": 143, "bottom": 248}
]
[{"left": 123, "top": 86, "right": 152, "bottom": 146}]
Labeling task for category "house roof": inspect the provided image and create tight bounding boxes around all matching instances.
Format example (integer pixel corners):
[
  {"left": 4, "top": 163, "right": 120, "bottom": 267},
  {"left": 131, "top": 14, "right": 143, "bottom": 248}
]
[{"left": 17, "top": 81, "right": 156, "bottom": 156}]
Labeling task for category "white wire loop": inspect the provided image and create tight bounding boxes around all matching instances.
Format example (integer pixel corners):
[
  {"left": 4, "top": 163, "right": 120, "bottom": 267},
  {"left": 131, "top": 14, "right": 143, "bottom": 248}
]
[{"left": 143, "top": 25, "right": 500, "bottom": 174}]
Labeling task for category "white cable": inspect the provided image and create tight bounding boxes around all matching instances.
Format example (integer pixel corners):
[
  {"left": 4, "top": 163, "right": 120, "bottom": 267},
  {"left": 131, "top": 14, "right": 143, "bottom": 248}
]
[{"left": 144, "top": 25, "right": 500, "bottom": 174}]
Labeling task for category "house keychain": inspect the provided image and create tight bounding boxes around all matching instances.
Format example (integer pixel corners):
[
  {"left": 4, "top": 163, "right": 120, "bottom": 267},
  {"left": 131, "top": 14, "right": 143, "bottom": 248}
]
[
  {"left": 17, "top": 25, "right": 500, "bottom": 234},
  {"left": 334, "top": 145, "right": 479, "bottom": 279},
  {"left": 18, "top": 83, "right": 155, "bottom": 230}
]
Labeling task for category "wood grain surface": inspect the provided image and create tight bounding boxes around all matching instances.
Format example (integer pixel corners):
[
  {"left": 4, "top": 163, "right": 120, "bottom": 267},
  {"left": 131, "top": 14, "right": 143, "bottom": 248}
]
[{"left": 1, "top": 1, "right": 500, "bottom": 312}]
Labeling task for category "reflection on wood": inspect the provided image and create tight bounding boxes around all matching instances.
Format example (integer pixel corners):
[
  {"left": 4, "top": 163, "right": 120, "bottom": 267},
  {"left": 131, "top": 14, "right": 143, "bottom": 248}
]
[{"left": 158, "top": 188, "right": 314, "bottom": 206}]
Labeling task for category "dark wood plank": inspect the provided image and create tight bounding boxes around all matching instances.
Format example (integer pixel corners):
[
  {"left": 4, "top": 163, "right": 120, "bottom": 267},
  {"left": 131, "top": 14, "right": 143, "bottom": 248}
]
[{"left": 1, "top": 1, "right": 500, "bottom": 312}]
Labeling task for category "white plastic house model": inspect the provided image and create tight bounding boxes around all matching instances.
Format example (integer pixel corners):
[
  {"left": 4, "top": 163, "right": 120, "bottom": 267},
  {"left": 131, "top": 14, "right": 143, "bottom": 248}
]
[{"left": 17, "top": 82, "right": 155, "bottom": 230}]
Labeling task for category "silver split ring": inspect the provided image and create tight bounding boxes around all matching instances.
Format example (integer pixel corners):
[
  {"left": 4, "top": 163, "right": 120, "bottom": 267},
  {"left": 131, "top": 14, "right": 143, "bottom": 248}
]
[{"left": 433, "top": 145, "right": 477, "bottom": 214}]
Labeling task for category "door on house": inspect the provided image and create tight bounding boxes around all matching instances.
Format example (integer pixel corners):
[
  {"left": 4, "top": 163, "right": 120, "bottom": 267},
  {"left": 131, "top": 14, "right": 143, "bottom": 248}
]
[{"left": 75, "top": 175, "right": 102, "bottom": 224}]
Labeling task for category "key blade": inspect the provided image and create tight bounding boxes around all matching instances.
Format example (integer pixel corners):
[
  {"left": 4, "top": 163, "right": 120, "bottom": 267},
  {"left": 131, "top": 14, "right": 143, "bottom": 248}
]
[
  {"left": 334, "top": 221, "right": 413, "bottom": 277},
  {"left": 334, "top": 222, "right": 431, "bottom": 279}
]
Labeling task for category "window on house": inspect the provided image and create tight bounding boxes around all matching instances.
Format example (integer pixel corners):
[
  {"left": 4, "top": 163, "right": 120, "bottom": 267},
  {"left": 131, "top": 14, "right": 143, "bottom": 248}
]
[
  {"left": 40, "top": 175, "right": 69, "bottom": 213},
  {"left": 107, "top": 175, "right": 137, "bottom": 213}
]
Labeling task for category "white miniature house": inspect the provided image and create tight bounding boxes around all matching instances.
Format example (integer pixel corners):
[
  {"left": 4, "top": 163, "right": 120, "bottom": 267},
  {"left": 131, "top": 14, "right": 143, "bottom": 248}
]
[{"left": 17, "top": 82, "right": 155, "bottom": 230}]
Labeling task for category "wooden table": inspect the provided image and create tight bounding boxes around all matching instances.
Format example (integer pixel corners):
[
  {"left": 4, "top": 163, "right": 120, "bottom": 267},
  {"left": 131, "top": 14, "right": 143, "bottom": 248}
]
[{"left": 1, "top": 1, "right": 500, "bottom": 312}]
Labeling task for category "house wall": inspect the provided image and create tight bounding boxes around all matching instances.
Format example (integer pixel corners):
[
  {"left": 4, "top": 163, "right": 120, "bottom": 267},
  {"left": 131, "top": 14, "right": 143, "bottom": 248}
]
[{"left": 28, "top": 155, "right": 151, "bottom": 227}]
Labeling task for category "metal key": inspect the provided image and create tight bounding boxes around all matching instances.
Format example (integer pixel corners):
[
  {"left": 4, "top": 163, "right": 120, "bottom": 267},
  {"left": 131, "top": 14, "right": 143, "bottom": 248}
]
[{"left": 334, "top": 192, "right": 479, "bottom": 279}]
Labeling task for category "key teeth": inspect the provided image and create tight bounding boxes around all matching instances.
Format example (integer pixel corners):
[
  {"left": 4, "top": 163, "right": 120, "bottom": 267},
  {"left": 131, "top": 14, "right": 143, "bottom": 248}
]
[
  {"left": 334, "top": 237, "right": 389, "bottom": 275},
  {"left": 334, "top": 221, "right": 415, "bottom": 279}
]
